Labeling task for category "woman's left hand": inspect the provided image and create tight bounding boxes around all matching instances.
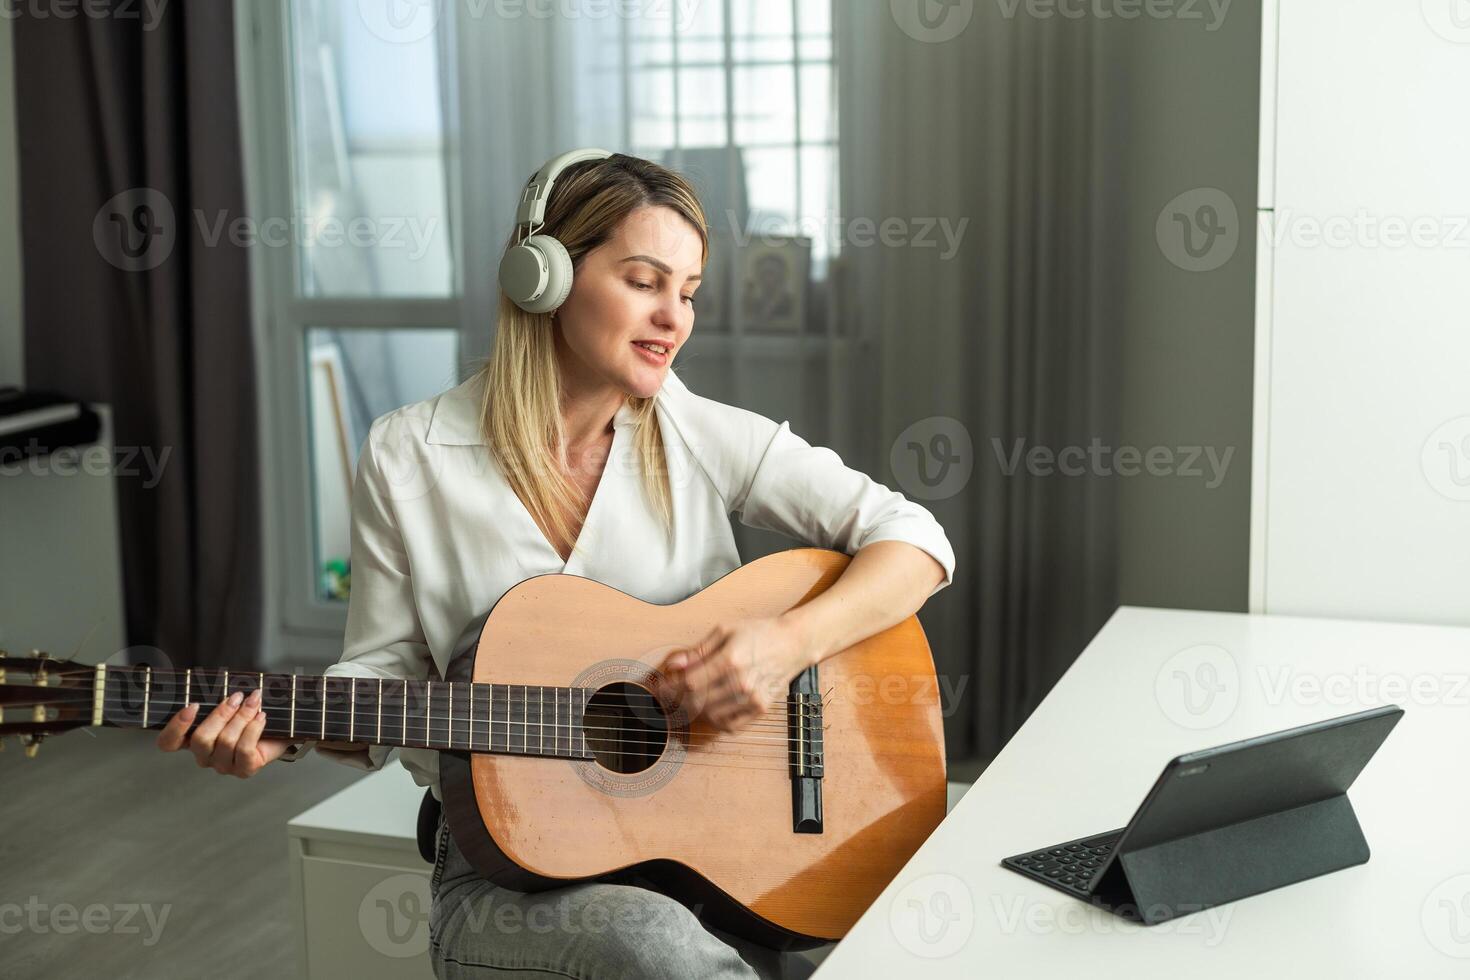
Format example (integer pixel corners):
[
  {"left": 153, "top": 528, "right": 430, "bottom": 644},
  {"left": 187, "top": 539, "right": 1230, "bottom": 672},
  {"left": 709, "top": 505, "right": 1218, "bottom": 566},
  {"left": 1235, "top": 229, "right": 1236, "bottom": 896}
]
[{"left": 656, "top": 617, "right": 814, "bottom": 732}]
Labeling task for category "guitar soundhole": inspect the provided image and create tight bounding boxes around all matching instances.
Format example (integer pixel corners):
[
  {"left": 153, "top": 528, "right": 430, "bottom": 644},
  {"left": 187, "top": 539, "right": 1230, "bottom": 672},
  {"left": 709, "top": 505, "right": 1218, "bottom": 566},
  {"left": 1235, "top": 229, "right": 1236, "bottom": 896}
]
[{"left": 583, "top": 682, "right": 668, "bottom": 774}]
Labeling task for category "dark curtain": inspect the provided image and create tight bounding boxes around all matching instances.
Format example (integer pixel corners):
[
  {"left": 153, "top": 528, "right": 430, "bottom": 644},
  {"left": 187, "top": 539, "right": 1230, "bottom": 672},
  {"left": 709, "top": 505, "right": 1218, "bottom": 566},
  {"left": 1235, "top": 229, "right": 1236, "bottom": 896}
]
[
  {"left": 14, "top": 1, "right": 262, "bottom": 669},
  {"left": 841, "top": 6, "right": 1123, "bottom": 761}
]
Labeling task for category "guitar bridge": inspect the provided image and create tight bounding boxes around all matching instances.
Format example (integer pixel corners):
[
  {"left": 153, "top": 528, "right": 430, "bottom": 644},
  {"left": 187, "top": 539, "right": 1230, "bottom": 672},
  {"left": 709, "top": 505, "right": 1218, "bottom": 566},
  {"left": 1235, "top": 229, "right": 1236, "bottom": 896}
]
[{"left": 789, "top": 666, "right": 824, "bottom": 834}]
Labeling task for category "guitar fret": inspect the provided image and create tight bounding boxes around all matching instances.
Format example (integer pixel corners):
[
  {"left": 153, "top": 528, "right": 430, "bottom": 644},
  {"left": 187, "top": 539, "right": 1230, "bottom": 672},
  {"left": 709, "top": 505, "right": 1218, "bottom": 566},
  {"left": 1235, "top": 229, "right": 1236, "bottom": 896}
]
[
  {"left": 184, "top": 668, "right": 191, "bottom": 708},
  {"left": 560, "top": 687, "right": 570, "bottom": 756},
  {"left": 349, "top": 677, "right": 356, "bottom": 743},
  {"left": 320, "top": 676, "right": 326, "bottom": 741},
  {"left": 290, "top": 674, "right": 296, "bottom": 738},
  {"left": 576, "top": 688, "right": 587, "bottom": 758},
  {"left": 448, "top": 683, "right": 454, "bottom": 750},
  {"left": 377, "top": 678, "right": 383, "bottom": 744},
  {"left": 142, "top": 666, "right": 151, "bottom": 729}
]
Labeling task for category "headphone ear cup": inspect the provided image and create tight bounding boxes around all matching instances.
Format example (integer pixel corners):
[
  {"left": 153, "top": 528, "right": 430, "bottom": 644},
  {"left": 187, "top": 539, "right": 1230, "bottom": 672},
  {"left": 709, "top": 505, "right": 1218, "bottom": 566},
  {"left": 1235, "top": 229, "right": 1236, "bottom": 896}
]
[
  {"left": 526, "top": 234, "right": 574, "bottom": 313},
  {"left": 498, "top": 234, "right": 573, "bottom": 314}
]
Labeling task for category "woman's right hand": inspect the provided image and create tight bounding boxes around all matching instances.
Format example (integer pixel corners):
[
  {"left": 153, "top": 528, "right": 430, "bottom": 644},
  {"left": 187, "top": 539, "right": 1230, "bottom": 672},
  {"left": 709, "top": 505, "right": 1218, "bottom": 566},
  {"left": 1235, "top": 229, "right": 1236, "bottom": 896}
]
[{"left": 155, "top": 688, "right": 294, "bottom": 778}]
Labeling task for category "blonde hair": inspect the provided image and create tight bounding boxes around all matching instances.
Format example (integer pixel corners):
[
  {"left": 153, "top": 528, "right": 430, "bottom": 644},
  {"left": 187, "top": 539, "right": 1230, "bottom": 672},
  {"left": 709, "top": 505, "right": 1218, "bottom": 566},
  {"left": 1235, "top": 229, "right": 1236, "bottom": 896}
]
[{"left": 477, "top": 153, "right": 708, "bottom": 559}]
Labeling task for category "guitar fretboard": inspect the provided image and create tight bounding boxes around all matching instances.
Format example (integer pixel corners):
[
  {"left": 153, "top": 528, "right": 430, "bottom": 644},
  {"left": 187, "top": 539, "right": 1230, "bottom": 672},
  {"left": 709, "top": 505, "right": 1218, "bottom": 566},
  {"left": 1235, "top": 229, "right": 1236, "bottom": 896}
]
[{"left": 99, "top": 666, "right": 594, "bottom": 759}]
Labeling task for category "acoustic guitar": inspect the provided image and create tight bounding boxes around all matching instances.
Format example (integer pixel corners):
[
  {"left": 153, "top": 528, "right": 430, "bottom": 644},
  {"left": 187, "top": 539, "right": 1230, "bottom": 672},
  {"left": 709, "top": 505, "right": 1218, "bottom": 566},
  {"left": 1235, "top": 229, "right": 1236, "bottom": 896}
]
[{"left": 0, "top": 548, "right": 947, "bottom": 949}]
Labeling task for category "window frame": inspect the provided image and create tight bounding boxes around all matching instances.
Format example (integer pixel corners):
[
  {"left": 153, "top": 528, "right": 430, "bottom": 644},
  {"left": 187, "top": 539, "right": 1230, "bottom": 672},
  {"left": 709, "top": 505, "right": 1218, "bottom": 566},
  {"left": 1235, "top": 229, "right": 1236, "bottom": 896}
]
[
  {"left": 237, "top": 0, "right": 845, "bottom": 664},
  {"left": 239, "top": 0, "right": 468, "bottom": 661}
]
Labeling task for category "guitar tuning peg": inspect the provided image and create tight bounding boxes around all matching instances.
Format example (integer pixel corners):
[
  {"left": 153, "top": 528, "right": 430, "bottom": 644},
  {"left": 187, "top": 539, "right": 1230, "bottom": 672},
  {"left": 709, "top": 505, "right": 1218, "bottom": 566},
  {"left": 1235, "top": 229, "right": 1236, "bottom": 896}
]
[{"left": 22, "top": 733, "right": 44, "bottom": 759}]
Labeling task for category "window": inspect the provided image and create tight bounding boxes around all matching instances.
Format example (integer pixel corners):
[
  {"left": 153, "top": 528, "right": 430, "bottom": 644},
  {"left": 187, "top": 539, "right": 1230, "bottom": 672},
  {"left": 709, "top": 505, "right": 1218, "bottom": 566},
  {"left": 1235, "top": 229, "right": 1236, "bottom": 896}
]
[{"left": 241, "top": 0, "right": 840, "bottom": 652}]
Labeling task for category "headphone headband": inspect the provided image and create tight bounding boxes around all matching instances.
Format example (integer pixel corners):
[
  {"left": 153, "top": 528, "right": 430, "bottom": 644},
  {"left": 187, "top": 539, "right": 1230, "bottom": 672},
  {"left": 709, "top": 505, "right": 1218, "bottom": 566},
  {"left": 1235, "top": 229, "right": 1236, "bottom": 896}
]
[{"left": 515, "top": 147, "right": 614, "bottom": 231}]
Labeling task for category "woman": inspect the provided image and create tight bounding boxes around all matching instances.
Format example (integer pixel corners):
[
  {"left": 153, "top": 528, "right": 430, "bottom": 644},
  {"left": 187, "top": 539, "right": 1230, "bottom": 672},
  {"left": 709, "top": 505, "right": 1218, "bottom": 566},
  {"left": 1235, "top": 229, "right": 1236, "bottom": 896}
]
[{"left": 156, "top": 151, "right": 955, "bottom": 979}]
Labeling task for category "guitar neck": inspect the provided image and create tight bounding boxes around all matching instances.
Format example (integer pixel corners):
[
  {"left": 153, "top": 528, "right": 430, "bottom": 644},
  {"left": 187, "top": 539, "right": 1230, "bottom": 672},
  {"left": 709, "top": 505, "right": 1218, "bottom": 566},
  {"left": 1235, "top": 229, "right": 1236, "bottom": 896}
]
[{"left": 96, "top": 665, "right": 595, "bottom": 759}]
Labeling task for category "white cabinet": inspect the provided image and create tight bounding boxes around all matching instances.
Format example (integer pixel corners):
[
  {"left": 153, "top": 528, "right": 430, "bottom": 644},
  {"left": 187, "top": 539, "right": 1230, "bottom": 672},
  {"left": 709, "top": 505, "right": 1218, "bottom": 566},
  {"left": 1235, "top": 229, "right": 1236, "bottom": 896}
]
[
  {"left": 1251, "top": 0, "right": 1470, "bottom": 624},
  {"left": 288, "top": 765, "right": 435, "bottom": 980}
]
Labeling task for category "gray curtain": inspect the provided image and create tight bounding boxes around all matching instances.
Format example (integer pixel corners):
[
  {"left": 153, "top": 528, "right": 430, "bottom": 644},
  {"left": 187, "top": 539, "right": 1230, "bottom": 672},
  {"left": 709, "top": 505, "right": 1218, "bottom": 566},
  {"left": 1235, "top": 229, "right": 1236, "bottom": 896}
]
[
  {"left": 840, "top": 5, "right": 1124, "bottom": 760},
  {"left": 14, "top": 1, "right": 262, "bottom": 669}
]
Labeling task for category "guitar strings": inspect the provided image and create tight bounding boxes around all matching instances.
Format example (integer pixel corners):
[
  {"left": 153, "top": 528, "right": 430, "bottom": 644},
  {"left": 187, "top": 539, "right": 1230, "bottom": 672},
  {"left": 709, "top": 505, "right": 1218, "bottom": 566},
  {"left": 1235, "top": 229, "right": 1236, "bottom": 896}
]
[
  {"left": 36, "top": 666, "right": 831, "bottom": 719},
  {"left": 20, "top": 701, "right": 828, "bottom": 757},
  {"left": 73, "top": 690, "right": 823, "bottom": 739},
  {"left": 22, "top": 692, "right": 836, "bottom": 753},
  {"left": 12, "top": 694, "right": 819, "bottom": 773},
  {"left": 25, "top": 674, "right": 837, "bottom": 734}
]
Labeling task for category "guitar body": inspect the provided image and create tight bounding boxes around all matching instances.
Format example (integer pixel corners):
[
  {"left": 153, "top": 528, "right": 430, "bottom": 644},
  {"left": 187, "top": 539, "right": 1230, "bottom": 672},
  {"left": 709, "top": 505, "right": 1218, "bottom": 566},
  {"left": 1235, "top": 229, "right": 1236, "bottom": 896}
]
[{"left": 440, "top": 548, "right": 947, "bottom": 950}]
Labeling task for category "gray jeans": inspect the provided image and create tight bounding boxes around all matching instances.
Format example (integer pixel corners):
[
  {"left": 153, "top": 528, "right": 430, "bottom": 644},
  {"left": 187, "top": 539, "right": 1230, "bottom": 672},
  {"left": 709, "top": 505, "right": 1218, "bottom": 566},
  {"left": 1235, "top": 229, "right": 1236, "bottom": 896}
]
[{"left": 427, "top": 813, "right": 794, "bottom": 979}]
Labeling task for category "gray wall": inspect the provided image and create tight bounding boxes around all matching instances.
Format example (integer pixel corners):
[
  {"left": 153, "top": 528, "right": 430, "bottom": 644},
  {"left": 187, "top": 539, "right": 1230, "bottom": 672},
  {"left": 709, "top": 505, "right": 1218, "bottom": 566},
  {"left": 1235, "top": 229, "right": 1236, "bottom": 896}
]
[
  {"left": 1098, "top": 3, "right": 1262, "bottom": 612},
  {"left": 0, "top": 15, "right": 23, "bottom": 388}
]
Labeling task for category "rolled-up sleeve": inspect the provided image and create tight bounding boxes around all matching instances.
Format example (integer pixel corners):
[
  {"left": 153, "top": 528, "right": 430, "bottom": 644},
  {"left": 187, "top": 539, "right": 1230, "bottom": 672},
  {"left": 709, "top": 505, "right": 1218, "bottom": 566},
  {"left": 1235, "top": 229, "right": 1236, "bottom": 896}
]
[
  {"left": 735, "top": 420, "right": 956, "bottom": 597},
  {"left": 311, "top": 419, "right": 435, "bottom": 772}
]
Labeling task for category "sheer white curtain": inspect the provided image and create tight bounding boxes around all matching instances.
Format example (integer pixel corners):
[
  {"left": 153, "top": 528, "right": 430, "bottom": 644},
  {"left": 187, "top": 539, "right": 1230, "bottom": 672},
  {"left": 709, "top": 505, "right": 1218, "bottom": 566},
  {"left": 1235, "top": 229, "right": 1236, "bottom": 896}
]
[{"left": 445, "top": 3, "right": 853, "bottom": 560}]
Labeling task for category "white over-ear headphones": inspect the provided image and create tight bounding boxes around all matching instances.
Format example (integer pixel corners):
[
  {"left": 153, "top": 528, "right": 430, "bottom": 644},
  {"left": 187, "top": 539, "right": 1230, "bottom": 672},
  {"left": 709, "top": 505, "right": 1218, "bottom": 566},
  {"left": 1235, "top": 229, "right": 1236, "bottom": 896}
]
[{"left": 497, "top": 147, "right": 614, "bottom": 314}]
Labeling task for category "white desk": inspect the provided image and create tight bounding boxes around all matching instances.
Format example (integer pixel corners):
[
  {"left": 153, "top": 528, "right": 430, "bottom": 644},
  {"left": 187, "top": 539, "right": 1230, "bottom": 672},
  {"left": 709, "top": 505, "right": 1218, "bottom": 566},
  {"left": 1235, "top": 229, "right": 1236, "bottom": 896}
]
[{"left": 814, "top": 606, "right": 1470, "bottom": 978}]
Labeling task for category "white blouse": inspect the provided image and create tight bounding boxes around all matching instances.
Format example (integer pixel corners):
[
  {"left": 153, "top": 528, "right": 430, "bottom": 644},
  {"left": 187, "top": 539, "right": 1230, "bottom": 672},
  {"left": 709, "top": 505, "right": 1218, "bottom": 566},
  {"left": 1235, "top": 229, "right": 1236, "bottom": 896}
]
[{"left": 298, "top": 368, "right": 956, "bottom": 797}]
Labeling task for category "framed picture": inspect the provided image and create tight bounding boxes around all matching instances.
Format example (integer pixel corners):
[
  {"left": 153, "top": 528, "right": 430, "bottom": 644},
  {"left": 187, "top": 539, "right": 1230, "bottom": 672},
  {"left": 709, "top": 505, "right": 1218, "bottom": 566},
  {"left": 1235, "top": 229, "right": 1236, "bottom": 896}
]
[
  {"left": 693, "top": 229, "right": 734, "bottom": 331},
  {"left": 737, "top": 234, "right": 810, "bottom": 333}
]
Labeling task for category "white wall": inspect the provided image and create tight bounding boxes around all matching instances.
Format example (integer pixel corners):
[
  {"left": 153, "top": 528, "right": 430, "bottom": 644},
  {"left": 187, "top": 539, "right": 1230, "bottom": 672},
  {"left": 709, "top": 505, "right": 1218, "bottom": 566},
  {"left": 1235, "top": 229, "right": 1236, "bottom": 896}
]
[
  {"left": 0, "top": 15, "right": 24, "bottom": 388},
  {"left": 1252, "top": 0, "right": 1470, "bottom": 625}
]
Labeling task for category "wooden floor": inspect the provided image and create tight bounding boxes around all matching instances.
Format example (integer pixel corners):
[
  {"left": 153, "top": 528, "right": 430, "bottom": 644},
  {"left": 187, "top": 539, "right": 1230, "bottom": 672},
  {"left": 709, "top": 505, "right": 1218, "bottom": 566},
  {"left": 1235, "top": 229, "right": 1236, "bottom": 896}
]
[{"left": 0, "top": 725, "right": 361, "bottom": 980}]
